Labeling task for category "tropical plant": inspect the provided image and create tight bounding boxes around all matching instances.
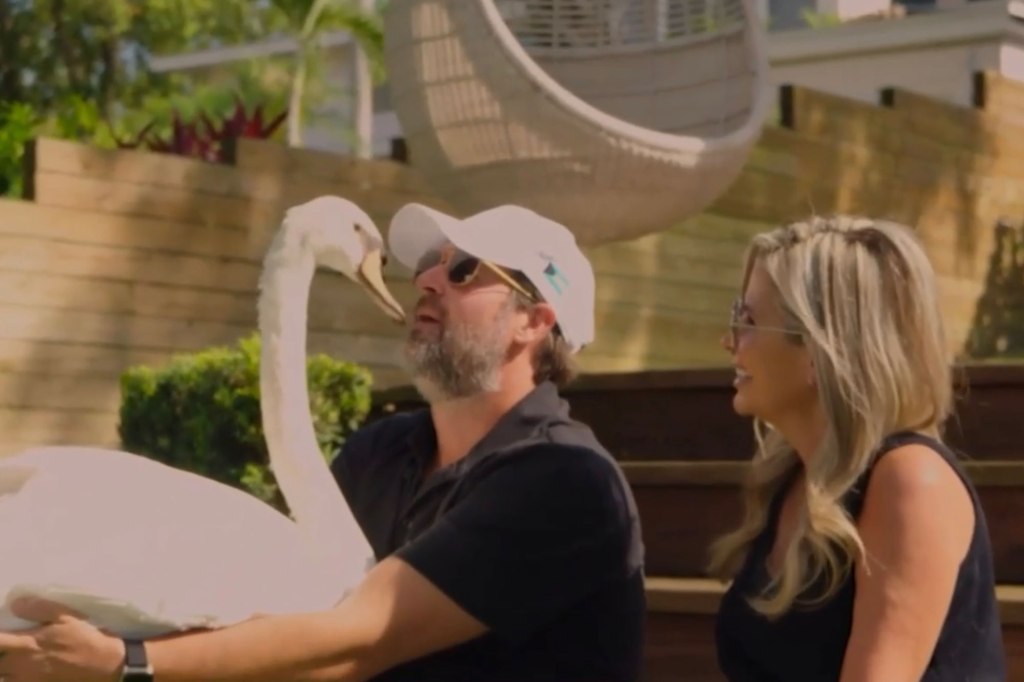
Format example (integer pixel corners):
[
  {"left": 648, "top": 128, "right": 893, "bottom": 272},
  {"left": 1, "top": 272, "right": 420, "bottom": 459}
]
[
  {"left": 114, "top": 98, "right": 288, "bottom": 163},
  {"left": 271, "top": 0, "right": 385, "bottom": 150}
]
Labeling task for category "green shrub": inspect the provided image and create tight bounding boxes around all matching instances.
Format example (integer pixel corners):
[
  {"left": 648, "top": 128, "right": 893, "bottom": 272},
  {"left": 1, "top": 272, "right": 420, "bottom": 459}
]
[
  {"left": 0, "top": 102, "right": 38, "bottom": 197},
  {"left": 118, "top": 332, "right": 374, "bottom": 513}
]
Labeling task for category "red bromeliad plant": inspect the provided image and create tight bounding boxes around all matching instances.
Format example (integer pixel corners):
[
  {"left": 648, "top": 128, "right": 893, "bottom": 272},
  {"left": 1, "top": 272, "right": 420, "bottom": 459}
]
[{"left": 114, "top": 97, "right": 287, "bottom": 163}]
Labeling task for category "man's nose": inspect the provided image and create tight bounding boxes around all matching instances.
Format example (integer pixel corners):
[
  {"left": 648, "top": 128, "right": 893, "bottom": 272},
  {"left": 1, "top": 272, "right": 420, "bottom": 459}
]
[{"left": 414, "top": 263, "right": 446, "bottom": 294}]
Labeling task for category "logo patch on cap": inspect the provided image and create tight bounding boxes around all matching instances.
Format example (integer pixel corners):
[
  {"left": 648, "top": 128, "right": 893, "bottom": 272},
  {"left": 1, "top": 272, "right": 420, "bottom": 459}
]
[{"left": 544, "top": 262, "right": 568, "bottom": 294}]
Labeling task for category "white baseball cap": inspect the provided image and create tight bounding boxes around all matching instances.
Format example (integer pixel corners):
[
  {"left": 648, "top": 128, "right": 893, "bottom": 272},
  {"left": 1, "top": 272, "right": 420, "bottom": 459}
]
[{"left": 388, "top": 203, "right": 595, "bottom": 353}]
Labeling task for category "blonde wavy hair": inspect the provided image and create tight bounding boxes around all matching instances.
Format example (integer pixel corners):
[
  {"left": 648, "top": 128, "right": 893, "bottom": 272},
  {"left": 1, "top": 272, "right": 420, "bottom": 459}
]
[{"left": 707, "top": 215, "right": 955, "bottom": 618}]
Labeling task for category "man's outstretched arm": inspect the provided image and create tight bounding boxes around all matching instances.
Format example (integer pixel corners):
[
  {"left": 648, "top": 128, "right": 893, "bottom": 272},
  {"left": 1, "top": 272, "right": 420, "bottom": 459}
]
[{"left": 0, "top": 556, "right": 488, "bottom": 682}]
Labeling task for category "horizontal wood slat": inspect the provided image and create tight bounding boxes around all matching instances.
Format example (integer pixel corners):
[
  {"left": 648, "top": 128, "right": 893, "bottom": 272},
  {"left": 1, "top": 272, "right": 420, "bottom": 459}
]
[
  {"left": 27, "top": 137, "right": 439, "bottom": 207},
  {"left": 0, "top": 270, "right": 417, "bottom": 338},
  {"left": 29, "top": 172, "right": 278, "bottom": 231},
  {"left": 0, "top": 407, "right": 119, "bottom": 449},
  {"left": 228, "top": 138, "right": 437, "bottom": 197},
  {"left": 0, "top": 306, "right": 405, "bottom": 369}
]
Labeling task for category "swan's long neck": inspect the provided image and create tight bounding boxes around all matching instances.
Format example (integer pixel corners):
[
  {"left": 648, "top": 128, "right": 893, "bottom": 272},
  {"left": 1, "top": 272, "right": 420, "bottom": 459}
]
[{"left": 257, "top": 230, "right": 375, "bottom": 598}]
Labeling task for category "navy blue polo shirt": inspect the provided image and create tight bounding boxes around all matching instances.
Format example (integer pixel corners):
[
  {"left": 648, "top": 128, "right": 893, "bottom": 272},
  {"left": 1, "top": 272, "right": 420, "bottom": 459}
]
[{"left": 330, "top": 381, "right": 646, "bottom": 681}]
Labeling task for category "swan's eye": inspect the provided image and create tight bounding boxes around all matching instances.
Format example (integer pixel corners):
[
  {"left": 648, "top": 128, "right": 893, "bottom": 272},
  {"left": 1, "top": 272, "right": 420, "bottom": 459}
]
[
  {"left": 381, "top": 253, "right": 388, "bottom": 266},
  {"left": 353, "top": 223, "right": 364, "bottom": 233}
]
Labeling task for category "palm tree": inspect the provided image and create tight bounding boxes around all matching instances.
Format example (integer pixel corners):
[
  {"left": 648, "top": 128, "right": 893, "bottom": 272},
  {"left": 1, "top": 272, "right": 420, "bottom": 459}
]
[{"left": 272, "top": 0, "right": 385, "bottom": 155}]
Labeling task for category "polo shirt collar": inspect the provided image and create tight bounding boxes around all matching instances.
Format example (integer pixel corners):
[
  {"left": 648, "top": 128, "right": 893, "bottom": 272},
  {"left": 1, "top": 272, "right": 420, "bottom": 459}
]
[{"left": 404, "top": 380, "right": 568, "bottom": 478}]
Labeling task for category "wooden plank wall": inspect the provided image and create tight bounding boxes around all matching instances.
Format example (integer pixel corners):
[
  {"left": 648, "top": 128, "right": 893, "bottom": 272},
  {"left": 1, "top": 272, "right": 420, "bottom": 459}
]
[
  {"left": 0, "top": 71, "right": 1022, "bottom": 454},
  {"left": 592, "top": 72, "right": 1024, "bottom": 369},
  {"left": 0, "top": 137, "right": 448, "bottom": 454}
]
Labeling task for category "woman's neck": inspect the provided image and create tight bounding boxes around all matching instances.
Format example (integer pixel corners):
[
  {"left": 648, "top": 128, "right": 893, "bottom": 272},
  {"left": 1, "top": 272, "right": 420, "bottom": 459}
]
[{"left": 770, "top": 407, "right": 828, "bottom": 464}]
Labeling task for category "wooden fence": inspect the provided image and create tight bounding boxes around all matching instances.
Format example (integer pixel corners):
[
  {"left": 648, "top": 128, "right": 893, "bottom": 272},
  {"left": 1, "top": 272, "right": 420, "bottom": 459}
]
[
  {"left": 0, "top": 136, "right": 446, "bottom": 453},
  {"left": 0, "top": 71, "right": 1022, "bottom": 454}
]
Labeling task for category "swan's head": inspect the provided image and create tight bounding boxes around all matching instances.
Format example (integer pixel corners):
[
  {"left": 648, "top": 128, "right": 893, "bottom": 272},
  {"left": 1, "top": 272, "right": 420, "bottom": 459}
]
[{"left": 284, "top": 196, "right": 406, "bottom": 323}]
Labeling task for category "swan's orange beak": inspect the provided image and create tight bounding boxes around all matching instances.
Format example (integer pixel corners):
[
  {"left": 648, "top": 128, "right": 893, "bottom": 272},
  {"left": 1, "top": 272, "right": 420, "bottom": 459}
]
[{"left": 357, "top": 249, "right": 406, "bottom": 324}]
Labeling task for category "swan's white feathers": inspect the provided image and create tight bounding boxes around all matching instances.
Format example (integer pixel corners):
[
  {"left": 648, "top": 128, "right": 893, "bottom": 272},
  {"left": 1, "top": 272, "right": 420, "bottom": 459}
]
[{"left": 0, "top": 196, "right": 387, "bottom": 636}]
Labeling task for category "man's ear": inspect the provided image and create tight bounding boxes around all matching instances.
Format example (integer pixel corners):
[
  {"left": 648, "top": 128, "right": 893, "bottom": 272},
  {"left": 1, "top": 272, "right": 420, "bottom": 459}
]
[{"left": 513, "top": 302, "right": 557, "bottom": 345}]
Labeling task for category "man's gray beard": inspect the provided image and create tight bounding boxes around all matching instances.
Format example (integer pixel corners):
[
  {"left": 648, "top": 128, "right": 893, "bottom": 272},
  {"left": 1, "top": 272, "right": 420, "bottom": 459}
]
[{"left": 401, "top": 302, "right": 513, "bottom": 402}]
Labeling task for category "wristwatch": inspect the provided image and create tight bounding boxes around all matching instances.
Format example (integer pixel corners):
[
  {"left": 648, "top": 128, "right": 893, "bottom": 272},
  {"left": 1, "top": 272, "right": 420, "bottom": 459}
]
[{"left": 121, "top": 639, "right": 154, "bottom": 681}]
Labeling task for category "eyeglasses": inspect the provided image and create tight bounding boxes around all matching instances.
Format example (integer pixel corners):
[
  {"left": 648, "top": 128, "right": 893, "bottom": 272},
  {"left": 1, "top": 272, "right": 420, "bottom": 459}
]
[
  {"left": 728, "top": 298, "right": 801, "bottom": 348},
  {"left": 415, "top": 245, "right": 538, "bottom": 302}
]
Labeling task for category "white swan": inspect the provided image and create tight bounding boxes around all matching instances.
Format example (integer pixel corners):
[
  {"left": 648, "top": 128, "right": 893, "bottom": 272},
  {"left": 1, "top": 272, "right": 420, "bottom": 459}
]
[{"left": 0, "top": 195, "right": 406, "bottom": 638}]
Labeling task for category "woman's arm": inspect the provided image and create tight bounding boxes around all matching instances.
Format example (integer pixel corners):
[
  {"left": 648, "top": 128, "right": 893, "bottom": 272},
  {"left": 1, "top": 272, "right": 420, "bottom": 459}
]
[{"left": 839, "top": 443, "right": 974, "bottom": 682}]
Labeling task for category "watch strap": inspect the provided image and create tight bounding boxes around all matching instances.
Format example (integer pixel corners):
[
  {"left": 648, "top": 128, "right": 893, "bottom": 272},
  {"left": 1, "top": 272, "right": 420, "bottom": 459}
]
[{"left": 121, "top": 639, "right": 154, "bottom": 681}]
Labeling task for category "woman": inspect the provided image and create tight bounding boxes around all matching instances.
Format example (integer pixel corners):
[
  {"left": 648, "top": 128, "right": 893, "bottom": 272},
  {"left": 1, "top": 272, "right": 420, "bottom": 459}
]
[{"left": 710, "top": 215, "right": 1006, "bottom": 681}]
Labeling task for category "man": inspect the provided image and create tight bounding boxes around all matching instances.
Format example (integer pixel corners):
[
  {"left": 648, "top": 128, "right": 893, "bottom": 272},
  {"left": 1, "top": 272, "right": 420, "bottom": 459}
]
[{"left": 0, "top": 202, "right": 646, "bottom": 682}]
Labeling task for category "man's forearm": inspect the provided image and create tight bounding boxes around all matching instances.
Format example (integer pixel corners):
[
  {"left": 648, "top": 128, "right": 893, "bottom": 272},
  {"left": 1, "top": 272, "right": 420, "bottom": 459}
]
[
  {"left": 102, "top": 556, "right": 481, "bottom": 682},
  {"left": 144, "top": 610, "right": 370, "bottom": 682}
]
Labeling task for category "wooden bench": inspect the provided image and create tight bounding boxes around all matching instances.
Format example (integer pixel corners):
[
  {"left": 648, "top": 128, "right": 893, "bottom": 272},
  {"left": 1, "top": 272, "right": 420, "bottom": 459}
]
[
  {"left": 624, "top": 461, "right": 1024, "bottom": 584},
  {"left": 642, "top": 577, "right": 1024, "bottom": 681}
]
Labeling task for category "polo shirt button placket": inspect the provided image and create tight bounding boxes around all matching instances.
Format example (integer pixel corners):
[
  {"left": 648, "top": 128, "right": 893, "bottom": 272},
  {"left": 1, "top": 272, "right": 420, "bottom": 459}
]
[{"left": 401, "top": 514, "right": 415, "bottom": 544}]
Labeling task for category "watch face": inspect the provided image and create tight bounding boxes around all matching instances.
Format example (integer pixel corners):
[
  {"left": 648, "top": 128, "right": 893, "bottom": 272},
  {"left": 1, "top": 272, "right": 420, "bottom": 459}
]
[{"left": 122, "top": 674, "right": 153, "bottom": 682}]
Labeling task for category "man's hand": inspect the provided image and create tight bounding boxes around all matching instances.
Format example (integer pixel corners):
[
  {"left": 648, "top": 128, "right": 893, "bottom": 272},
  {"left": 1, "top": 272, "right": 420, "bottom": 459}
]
[{"left": 0, "top": 597, "right": 125, "bottom": 682}]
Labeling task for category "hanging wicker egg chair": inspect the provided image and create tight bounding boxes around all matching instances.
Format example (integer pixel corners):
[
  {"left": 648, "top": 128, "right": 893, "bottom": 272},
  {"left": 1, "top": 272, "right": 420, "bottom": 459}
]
[{"left": 383, "top": 0, "right": 771, "bottom": 245}]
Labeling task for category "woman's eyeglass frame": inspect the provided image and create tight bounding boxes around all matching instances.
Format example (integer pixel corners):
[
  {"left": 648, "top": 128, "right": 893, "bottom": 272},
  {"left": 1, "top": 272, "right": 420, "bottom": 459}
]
[{"left": 728, "top": 298, "right": 802, "bottom": 348}]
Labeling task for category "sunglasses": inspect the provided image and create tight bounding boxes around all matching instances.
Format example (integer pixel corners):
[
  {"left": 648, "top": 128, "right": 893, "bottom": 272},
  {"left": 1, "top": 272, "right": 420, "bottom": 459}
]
[
  {"left": 415, "top": 245, "right": 538, "bottom": 302},
  {"left": 728, "top": 298, "right": 801, "bottom": 348}
]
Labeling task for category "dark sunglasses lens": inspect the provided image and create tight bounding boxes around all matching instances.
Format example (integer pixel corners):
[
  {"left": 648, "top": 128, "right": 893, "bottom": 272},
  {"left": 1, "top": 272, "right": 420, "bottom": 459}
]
[{"left": 448, "top": 255, "right": 481, "bottom": 285}]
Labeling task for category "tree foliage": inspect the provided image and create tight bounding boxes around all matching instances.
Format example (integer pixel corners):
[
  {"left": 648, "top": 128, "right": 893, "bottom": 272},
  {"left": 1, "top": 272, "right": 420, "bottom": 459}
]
[
  {"left": 964, "top": 220, "right": 1024, "bottom": 360},
  {"left": 0, "top": 0, "right": 383, "bottom": 143}
]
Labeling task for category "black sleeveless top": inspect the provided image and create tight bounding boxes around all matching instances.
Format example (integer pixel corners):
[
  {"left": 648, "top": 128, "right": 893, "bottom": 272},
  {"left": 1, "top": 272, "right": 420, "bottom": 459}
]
[{"left": 714, "top": 432, "right": 1006, "bottom": 681}]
